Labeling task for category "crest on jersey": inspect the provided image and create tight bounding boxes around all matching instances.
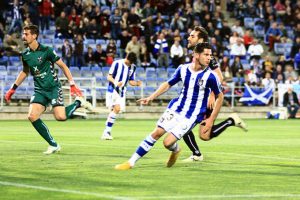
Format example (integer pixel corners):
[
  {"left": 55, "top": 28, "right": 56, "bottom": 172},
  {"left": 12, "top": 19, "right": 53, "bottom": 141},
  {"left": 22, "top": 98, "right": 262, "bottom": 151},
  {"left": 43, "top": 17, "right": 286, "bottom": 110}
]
[
  {"left": 38, "top": 56, "right": 42, "bottom": 63},
  {"left": 198, "top": 79, "right": 204, "bottom": 86}
]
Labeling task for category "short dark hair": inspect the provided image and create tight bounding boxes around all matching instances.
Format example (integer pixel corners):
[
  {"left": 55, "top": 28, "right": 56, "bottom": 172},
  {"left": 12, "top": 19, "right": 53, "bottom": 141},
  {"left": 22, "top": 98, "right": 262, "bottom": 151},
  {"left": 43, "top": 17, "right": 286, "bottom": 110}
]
[
  {"left": 23, "top": 24, "right": 39, "bottom": 39},
  {"left": 126, "top": 52, "right": 137, "bottom": 64},
  {"left": 194, "top": 42, "right": 212, "bottom": 54},
  {"left": 193, "top": 26, "right": 209, "bottom": 42}
]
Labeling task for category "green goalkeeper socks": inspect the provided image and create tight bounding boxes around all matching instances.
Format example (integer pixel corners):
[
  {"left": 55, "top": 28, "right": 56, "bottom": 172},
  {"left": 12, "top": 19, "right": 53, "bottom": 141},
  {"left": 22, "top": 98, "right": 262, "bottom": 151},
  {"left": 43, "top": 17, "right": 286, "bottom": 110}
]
[
  {"left": 31, "top": 119, "right": 57, "bottom": 147},
  {"left": 65, "top": 101, "right": 80, "bottom": 119}
]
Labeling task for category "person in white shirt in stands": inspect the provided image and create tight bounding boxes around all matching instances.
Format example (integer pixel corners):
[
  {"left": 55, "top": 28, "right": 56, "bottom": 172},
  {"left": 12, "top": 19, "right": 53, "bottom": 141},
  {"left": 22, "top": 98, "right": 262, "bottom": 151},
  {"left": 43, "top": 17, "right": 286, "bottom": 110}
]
[
  {"left": 230, "top": 38, "right": 246, "bottom": 58},
  {"left": 261, "top": 72, "right": 276, "bottom": 90},
  {"left": 170, "top": 37, "right": 184, "bottom": 68},
  {"left": 231, "top": 20, "right": 244, "bottom": 37},
  {"left": 248, "top": 39, "right": 264, "bottom": 61}
]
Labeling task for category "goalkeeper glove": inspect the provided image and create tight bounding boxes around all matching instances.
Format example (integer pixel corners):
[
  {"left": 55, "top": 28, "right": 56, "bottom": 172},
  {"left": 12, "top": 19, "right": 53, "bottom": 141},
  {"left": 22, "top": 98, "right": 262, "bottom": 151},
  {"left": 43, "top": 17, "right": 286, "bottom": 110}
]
[
  {"left": 5, "top": 88, "right": 16, "bottom": 103},
  {"left": 209, "top": 56, "right": 219, "bottom": 70},
  {"left": 70, "top": 81, "right": 82, "bottom": 97}
]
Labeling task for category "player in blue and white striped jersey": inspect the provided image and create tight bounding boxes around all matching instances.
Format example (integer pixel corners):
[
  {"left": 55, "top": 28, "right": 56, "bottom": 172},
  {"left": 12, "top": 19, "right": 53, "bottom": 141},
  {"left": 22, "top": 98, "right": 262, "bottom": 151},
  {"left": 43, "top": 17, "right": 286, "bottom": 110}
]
[
  {"left": 101, "top": 52, "right": 142, "bottom": 140},
  {"left": 115, "top": 43, "right": 227, "bottom": 170}
]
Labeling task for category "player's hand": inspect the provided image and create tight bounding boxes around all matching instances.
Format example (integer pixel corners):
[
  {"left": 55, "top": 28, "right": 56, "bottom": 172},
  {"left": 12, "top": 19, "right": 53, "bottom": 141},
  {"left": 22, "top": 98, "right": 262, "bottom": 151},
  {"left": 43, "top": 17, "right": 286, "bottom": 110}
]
[
  {"left": 5, "top": 88, "right": 15, "bottom": 103},
  {"left": 200, "top": 118, "right": 213, "bottom": 135},
  {"left": 115, "top": 81, "right": 123, "bottom": 87},
  {"left": 136, "top": 80, "right": 142, "bottom": 86},
  {"left": 70, "top": 84, "right": 83, "bottom": 97},
  {"left": 137, "top": 97, "right": 152, "bottom": 105},
  {"left": 207, "top": 92, "right": 215, "bottom": 109}
]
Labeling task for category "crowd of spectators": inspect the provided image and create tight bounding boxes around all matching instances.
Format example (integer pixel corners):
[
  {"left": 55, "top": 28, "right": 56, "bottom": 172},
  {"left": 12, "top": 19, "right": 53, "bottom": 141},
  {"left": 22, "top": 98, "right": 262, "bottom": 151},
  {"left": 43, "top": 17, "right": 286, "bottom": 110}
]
[{"left": 0, "top": 0, "right": 299, "bottom": 94}]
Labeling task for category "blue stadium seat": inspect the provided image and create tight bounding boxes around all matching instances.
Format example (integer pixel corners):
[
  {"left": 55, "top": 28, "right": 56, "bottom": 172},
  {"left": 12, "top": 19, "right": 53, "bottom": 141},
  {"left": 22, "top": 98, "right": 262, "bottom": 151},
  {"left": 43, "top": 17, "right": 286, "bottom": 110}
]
[
  {"left": 7, "top": 65, "right": 18, "bottom": 76},
  {"left": 254, "top": 25, "right": 265, "bottom": 38},
  {"left": 80, "top": 66, "right": 93, "bottom": 77},
  {"left": 274, "top": 43, "right": 285, "bottom": 55},
  {"left": 244, "top": 17, "right": 254, "bottom": 29},
  {"left": 144, "top": 86, "right": 155, "bottom": 95},
  {"left": 101, "top": 66, "right": 110, "bottom": 77},
  {"left": 69, "top": 66, "right": 81, "bottom": 77}
]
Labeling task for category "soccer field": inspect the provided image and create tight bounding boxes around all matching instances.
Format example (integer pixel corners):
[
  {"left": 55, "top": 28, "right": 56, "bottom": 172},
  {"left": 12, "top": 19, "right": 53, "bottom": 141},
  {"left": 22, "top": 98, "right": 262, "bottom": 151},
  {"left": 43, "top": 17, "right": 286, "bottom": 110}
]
[{"left": 0, "top": 119, "right": 299, "bottom": 200}]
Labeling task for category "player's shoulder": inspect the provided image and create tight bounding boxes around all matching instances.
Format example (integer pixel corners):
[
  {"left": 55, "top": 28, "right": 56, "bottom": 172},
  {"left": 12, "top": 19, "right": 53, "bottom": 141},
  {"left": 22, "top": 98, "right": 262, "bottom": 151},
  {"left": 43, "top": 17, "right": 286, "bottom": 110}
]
[
  {"left": 39, "top": 43, "right": 53, "bottom": 51},
  {"left": 21, "top": 47, "right": 30, "bottom": 56}
]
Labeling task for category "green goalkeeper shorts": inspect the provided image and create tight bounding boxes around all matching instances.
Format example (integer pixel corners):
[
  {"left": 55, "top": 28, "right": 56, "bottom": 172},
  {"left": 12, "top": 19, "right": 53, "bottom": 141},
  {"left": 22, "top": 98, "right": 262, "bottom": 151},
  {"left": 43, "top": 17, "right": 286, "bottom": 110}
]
[{"left": 30, "top": 86, "right": 64, "bottom": 107}]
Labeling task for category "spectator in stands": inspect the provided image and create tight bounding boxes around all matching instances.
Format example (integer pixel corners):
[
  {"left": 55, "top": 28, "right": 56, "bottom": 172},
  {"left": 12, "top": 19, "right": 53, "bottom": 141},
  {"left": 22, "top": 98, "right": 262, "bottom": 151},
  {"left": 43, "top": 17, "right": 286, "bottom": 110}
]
[
  {"left": 246, "top": 69, "right": 259, "bottom": 87},
  {"left": 141, "top": 2, "right": 156, "bottom": 19},
  {"left": 231, "top": 56, "right": 245, "bottom": 87},
  {"left": 120, "top": 11, "right": 129, "bottom": 31},
  {"left": 266, "top": 22, "right": 283, "bottom": 51},
  {"left": 274, "top": 0, "right": 286, "bottom": 17},
  {"left": 256, "top": 1, "right": 266, "bottom": 19},
  {"left": 73, "top": 34, "right": 85, "bottom": 68},
  {"left": 61, "top": 39, "right": 73, "bottom": 67},
  {"left": 231, "top": 20, "right": 244, "bottom": 37},
  {"left": 68, "top": 8, "right": 81, "bottom": 27},
  {"left": 101, "top": 17, "right": 111, "bottom": 39},
  {"left": 243, "top": 29, "right": 253, "bottom": 49},
  {"left": 55, "top": 11, "right": 69, "bottom": 39},
  {"left": 119, "top": 29, "right": 132, "bottom": 59},
  {"left": 128, "top": 7, "right": 141, "bottom": 37},
  {"left": 248, "top": 39, "right": 264, "bottom": 62},
  {"left": 8, "top": 0, "right": 24, "bottom": 34},
  {"left": 283, "top": 87, "right": 299, "bottom": 119},
  {"left": 262, "top": 72, "right": 276, "bottom": 90},
  {"left": 262, "top": 55, "right": 274, "bottom": 75},
  {"left": 273, "top": 64, "right": 285, "bottom": 82},
  {"left": 245, "top": 0, "right": 256, "bottom": 17},
  {"left": 106, "top": 39, "right": 117, "bottom": 65},
  {"left": 86, "top": 18, "right": 100, "bottom": 39},
  {"left": 230, "top": 38, "right": 246, "bottom": 58},
  {"left": 125, "top": 35, "right": 141, "bottom": 65},
  {"left": 140, "top": 36, "right": 151, "bottom": 68},
  {"left": 110, "top": 8, "right": 122, "bottom": 40},
  {"left": 153, "top": 32, "right": 169, "bottom": 67},
  {"left": 290, "top": 36, "right": 300, "bottom": 59},
  {"left": 154, "top": 12, "right": 165, "bottom": 33},
  {"left": 170, "top": 37, "right": 184, "bottom": 68},
  {"left": 38, "top": 0, "right": 53, "bottom": 32},
  {"left": 211, "top": 37, "right": 223, "bottom": 59},
  {"left": 284, "top": 64, "right": 298, "bottom": 81},
  {"left": 229, "top": 31, "right": 243, "bottom": 49},
  {"left": 220, "top": 20, "right": 232, "bottom": 42},
  {"left": 170, "top": 12, "right": 185, "bottom": 32},
  {"left": 84, "top": 46, "right": 95, "bottom": 66},
  {"left": 294, "top": 49, "right": 300, "bottom": 75},
  {"left": 94, "top": 44, "right": 106, "bottom": 67},
  {"left": 251, "top": 59, "right": 263, "bottom": 80},
  {"left": 53, "top": 0, "right": 66, "bottom": 18},
  {"left": 3, "top": 33, "right": 24, "bottom": 56}
]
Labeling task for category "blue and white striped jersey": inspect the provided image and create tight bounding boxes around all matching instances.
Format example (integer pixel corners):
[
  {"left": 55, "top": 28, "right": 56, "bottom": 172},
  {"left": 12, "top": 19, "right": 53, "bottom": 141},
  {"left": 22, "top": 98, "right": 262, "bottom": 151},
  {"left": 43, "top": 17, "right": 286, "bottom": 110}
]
[
  {"left": 167, "top": 63, "right": 222, "bottom": 123},
  {"left": 107, "top": 59, "right": 136, "bottom": 97}
]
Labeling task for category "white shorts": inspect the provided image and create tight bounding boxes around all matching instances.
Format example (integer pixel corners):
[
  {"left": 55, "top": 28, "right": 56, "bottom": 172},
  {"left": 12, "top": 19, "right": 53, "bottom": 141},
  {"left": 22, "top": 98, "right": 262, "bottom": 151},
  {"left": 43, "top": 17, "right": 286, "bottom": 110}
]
[
  {"left": 157, "top": 109, "right": 197, "bottom": 139},
  {"left": 105, "top": 90, "right": 126, "bottom": 112}
]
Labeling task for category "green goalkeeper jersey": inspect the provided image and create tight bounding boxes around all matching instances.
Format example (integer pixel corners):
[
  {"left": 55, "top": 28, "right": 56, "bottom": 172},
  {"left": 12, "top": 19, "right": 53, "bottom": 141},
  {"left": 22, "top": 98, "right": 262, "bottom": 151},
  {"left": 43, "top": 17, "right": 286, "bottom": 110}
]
[{"left": 21, "top": 43, "right": 61, "bottom": 91}]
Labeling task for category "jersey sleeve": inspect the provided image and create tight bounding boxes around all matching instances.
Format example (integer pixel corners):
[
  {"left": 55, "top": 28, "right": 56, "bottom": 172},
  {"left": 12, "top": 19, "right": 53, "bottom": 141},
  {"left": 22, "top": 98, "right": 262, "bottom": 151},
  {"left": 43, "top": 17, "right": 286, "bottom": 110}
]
[
  {"left": 129, "top": 65, "right": 136, "bottom": 81},
  {"left": 47, "top": 47, "right": 60, "bottom": 63},
  {"left": 21, "top": 56, "right": 30, "bottom": 74},
  {"left": 109, "top": 61, "right": 117, "bottom": 75},
  {"left": 207, "top": 72, "right": 222, "bottom": 96},
  {"left": 167, "top": 65, "right": 182, "bottom": 86}
]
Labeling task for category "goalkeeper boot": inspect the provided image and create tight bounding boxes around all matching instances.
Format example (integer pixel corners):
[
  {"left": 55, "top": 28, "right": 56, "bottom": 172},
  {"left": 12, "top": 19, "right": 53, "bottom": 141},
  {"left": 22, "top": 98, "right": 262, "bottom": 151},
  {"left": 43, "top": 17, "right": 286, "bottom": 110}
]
[
  {"left": 229, "top": 113, "right": 248, "bottom": 132},
  {"left": 182, "top": 154, "right": 204, "bottom": 162},
  {"left": 166, "top": 148, "right": 181, "bottom": 167},
  {"left": 75, "top": 96, "right": 94, "bottom": 111},
  {"left": 43, "top": 144, "right": 61, "bottom": 155},
  {"left": 115, "top": 161, "right": 132, "bottom": 170}
]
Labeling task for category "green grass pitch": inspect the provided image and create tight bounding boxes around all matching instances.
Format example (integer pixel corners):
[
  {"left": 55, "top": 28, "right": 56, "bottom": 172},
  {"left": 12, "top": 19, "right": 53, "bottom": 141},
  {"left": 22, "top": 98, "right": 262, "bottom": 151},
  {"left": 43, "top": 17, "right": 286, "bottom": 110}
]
[{"left": 0, "top": 119, "right": 300, "bottom": 200}]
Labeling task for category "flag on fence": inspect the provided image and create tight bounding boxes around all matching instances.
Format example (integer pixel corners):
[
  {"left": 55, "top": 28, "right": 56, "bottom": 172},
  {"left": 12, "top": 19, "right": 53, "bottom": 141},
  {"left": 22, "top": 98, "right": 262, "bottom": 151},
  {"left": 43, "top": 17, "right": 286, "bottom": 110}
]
[{"left": 239, "top": 84, "right": 273, "bottom": 106}]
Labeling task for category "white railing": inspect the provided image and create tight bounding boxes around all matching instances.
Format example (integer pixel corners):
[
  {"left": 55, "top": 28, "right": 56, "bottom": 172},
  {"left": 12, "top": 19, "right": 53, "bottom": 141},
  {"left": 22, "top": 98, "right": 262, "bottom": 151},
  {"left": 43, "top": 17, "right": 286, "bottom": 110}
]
[{"left": 0, "top": 80, "right": 4, "bottom": 110}]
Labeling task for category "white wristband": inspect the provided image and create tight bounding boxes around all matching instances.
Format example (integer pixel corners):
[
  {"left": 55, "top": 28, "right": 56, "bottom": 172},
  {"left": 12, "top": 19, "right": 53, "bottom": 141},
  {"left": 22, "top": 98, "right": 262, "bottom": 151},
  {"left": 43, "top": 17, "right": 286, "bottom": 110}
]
[
  {"left": 69, "top": 80, "right": 75, "bottom": 86},
  {"left": 114, "top": 80, "right": 118, "bottom": 87}
]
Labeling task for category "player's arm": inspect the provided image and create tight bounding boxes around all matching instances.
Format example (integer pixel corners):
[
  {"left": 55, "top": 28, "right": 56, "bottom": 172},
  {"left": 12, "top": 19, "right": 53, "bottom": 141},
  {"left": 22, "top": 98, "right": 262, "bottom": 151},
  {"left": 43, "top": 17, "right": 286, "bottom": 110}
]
[
  {"left": 56, "top": 59, "right": 82, "bottom": 96},
  {"left": 129, "top": 80, "right": 142, "bottom": 86},
  {"left": 137, "top": 82, "right": 171, "bottom": 105},
  {"left": 107, "top": 74, "right": 123, "bottom": 87},
  {"left": 5, "top": 62, "right": 29, "bottom": 103}
]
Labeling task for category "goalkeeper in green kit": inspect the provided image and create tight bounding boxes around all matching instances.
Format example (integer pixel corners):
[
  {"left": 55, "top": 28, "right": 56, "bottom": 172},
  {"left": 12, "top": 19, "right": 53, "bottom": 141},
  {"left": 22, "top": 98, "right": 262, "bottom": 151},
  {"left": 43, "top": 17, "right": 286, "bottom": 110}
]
[{"left": 5, "top": 24, "right": 93, "bottom": 154}]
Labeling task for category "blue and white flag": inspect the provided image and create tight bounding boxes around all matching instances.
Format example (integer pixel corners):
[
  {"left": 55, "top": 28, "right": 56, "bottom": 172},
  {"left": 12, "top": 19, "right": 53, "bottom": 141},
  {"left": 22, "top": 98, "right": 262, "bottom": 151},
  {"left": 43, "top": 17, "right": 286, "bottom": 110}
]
[{"left": 239, "top": 84, "right": 273, "bottom": 106}]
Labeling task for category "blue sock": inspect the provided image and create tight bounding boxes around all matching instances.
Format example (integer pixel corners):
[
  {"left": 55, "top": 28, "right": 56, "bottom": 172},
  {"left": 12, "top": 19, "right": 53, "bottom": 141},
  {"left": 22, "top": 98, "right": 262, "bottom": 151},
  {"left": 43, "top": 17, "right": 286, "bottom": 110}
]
[{"left": 129, "top": 135, "right": 156, "bottom": 166}]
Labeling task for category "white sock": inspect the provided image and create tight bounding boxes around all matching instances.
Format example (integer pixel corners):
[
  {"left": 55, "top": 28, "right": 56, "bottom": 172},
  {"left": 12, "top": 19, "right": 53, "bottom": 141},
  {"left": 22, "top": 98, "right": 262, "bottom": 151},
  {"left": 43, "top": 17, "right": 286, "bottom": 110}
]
[{"left": 105, "top": 111, "right": 117, "bottom": 132}]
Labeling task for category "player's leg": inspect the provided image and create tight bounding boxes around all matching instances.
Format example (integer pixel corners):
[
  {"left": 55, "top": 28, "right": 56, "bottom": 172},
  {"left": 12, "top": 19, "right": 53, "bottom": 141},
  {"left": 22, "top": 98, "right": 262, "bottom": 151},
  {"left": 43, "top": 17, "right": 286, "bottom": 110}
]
[
  {"left": 163, "top": 133, "right": 181, "bottom": 167},
  {"left": 199, "top": 113, "right": 248, "bottom": 141},
  {"left": 182, "top": 131, "right": 203, "bottom": 162},
  {"left": 102, "top": 91, "right": 122, "bottom": 140},
  {"left": 114, "top": 126, "right": 166, "bottom": 170},
  {"left": 28, "top": 103, "right": 60, "bottom": 154}
]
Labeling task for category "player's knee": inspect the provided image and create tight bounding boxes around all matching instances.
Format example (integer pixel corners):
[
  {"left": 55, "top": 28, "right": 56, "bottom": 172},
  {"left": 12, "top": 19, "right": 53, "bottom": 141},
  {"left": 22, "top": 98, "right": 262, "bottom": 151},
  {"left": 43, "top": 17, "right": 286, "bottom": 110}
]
[
  {"left": 199, "top": 134, "right": 210, "bottom": 141},
  {"left": 55, "top": 115, "right": 67, "bottom": 121},
  {"left": 163, "top": 140, "right": 172, "bottom": 149},
  {"left": 114, "top": 107, "right": 121, "bottom": 113},
  {"left": 28, "top": 113, "right": 38, "bottom": 122}
]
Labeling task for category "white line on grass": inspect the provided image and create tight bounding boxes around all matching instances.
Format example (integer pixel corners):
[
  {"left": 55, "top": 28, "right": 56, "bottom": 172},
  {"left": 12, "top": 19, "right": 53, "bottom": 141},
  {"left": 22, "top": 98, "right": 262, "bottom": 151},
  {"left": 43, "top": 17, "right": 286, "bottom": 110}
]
[
  {"left": 1, "top": 140, "right": 300, "bottom": 162},
  {"left": 0, "top": 181, "right": 134, "bottom": 200},
  {"left": 1, "top": 180, "right": 300, "bottom": 200}
]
